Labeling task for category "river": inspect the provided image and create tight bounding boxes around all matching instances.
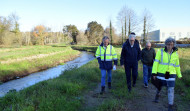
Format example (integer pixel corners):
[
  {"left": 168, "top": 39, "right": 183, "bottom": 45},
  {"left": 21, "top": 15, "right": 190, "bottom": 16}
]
[{"left": 0, "top": 51, "right": 95, "bottom": 97}]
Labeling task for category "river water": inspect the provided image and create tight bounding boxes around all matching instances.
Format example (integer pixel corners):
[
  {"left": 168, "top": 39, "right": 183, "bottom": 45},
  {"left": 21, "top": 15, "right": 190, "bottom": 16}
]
[{"left": 0, "top": 52, "right": 95, "bottom": 97}]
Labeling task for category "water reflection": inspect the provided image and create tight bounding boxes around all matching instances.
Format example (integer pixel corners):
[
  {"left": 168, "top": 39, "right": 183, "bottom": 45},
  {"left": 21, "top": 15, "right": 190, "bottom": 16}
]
[{"left": 0, "top": 52, "right": 95, "bottom": 97}]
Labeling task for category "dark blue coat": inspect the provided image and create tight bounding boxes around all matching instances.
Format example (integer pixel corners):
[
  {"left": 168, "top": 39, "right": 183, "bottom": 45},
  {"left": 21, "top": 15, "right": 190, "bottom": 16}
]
[{"left": 120, "top": 39, "right": 141, "bottom": 65}]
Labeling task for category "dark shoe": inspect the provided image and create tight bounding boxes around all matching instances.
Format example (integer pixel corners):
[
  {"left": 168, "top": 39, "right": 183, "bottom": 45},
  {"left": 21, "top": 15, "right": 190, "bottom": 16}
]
[
  {"left": 168, "top": 104, "right": 173, "bottom": 111},
  {"left": 128, "top": 88, "right": 131, "bottom": 93},
  {"left": 108, "top": 82, "right": 111, "bottom": 89},
  {"left": 153, "top": 94, "right": 160, "bottom": 103},
  {"left": 100, "top": 86, "right": 105, "bottom": 95},
  {"left": 144, "top": 84, "right": 148, "bottom": 88}
]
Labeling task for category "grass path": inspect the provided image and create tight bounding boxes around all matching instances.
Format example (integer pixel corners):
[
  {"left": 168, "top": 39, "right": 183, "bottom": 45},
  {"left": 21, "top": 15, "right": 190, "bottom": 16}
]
[{"left": 81, "top": 65, "right": 190, "bottom": 111}]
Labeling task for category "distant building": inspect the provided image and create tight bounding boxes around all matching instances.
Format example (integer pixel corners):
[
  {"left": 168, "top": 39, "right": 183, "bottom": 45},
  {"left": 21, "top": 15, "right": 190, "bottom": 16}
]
[{"left": 141, "top": 28, "right": 190, "bottom": 42}]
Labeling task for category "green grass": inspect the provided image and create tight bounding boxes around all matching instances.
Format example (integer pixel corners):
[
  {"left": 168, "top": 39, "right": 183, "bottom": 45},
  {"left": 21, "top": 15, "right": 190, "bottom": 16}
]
[
  {"left": 0, "top": 45, "right": 72, "bottom": 61},
  {"left": 70, "top": 45, "right": 97, "bottom": 52},
  {"left": 0, "top": 46, "right": 80, "bottom": 82},
  {"left": 0, "top": 59, "right": 101, "bottom": 111},
  {"left": 0, "top": 46, "right": 189, "bottom": 111},
  {"left": 97, "top": 99, "right": 126, "bottom": 111}
]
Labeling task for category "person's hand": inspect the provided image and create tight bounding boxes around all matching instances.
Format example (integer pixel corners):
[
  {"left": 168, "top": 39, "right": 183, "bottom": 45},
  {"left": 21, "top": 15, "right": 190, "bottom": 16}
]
[
  {"left": 113, "top": 65, "right": 116, "bottom": 70},
  {"left": 121, "top": 65, "right": 124, "bottom": 68},
  {"left": 153, "top": 76, "right": 156, "bottom": 80},
  {"left": 179, "top": 77, "right": 182, "bottom": 80}
]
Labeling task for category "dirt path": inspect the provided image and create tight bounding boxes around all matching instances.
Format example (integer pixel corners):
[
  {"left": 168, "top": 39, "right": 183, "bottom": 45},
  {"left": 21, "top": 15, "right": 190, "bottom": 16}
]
[
  {"left": 126, "top": 79, "right": 190, "bottom": 111},
  {"left": 82, "top": 83, "right": 112, "bottom": 111},
  {"left": 82, "top": 78, "right": 189, "bottom": 111},
  {"left": 125, "top": 80, "right": 169, "bottom": 111}
]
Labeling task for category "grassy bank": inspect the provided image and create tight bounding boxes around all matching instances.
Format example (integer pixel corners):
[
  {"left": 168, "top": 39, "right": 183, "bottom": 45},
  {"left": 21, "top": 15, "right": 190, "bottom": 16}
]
[
  {"left": 0, "top": 45, "right": 80, "bottom": 82},
  {"left": 0, "top": 46, "right": 189, "bottom": 111},
  {"left": 175, "top": 48, "right": 190, "bottom": 101},
  {"left": 70, "top": 45, "right": 97, "bottom": 52},
  {"left": 0, "top": 59, "right": 101, "bottom": 111}
]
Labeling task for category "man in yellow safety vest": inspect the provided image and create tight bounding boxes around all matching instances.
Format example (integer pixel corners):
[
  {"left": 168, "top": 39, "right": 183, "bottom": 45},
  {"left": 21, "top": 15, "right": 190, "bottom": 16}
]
[{"left": 95, "top": 36, "right": 118, "bottom": 94}]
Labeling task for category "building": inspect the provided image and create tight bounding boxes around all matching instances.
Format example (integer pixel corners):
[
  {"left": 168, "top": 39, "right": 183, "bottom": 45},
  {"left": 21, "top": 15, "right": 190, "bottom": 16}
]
[{"left": 141, "top": 28, "right": 190, "bottom": 42}]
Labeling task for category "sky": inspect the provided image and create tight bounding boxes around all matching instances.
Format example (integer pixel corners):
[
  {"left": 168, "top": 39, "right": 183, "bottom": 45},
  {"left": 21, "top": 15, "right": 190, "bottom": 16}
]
[{"left": 1, "top": 0, "right": 190, "bottom": 35}]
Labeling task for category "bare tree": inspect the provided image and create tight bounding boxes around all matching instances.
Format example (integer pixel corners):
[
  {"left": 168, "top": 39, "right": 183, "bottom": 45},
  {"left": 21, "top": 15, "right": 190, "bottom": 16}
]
[
  {"left": 126, "top": 7, "right": 139, "bottom": 36},
  {"left": 0, "top": 15, "right": 15, "bottom": 46},
  {"left": 76, "top": 30, "right": 88, "bottom": 45},
  {"left": 117, "top": 8, "right": 125, "bottom": 44},
  {"left": 110, "top": 20, "right": 112, "bottom": 44},
  {"left": 142, "top": 9, "right": 155, "bottom": 46},
  {"left": 9, "top": 13, "right": 22, "bottom": 46},
  {"left": 117, "top": 6, "right": 139, "bottom": 42},
  {"left": 104, "top": 26, "right": 119, "bottom": 45}
]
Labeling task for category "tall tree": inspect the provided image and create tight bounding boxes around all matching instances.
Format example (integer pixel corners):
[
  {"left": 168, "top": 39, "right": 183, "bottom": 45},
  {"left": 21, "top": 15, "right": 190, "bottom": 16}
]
[
  {"left": 142, "top": 9, "right": 155, "bottom": 46},
  {"left": 9, "top": 13, "right": 21, "bottom": 45},
  {"left": 125, "top": 16, "right": 127, "bottom": 40},
  {"left": 104, "top": 25, "right": 119, "bottom": 45},
  {"left": 85, "top": 21, "right": 104, "bottom": 45},
  {"left": 117, "top": 7, "right": 124, "bottom": 44},
  {"left": 9, "top": 13, "right": 20, "bottom": 35},
  {"left": 110, "top": 20, "right": 112, "bottom": 44},
  {"left": 63, "top": 25, "right": 79, "bottom": 44},
  {"left": 0, "top": 15, "right": 15, "bottom": 46},
  {"left": 128, "top": 17, "right": 131, "bottom": 36},
  {"left": 117, "top": 6, "right": 139, "bottom": 37},
  {"left": 122, "top": 25, "right": 124, "bottom": 44}
]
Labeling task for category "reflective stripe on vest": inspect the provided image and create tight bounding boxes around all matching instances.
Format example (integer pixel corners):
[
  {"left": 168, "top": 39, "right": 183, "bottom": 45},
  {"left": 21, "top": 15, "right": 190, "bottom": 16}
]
[
  {"left": 110, "top": 45, "right": 112, "bottom": 55},
  {"left": 99, "top": 46, "right": 101, "bottom": 56},
  {"left": 100, "top": 45, "right": 112, "bottom": 55},
  {"left": 99, "top": 45, "right": 114, "bottom": 61},
  {"left": 157, "top": 76, "right": 176, "bottom": 81},
  {"left": 154, "top": 49, "right": 179, "bottom": 67}
]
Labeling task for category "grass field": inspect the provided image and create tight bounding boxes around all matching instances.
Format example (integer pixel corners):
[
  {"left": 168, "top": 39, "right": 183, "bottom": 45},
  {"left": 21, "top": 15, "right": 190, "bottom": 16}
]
[
  {"left": 0, "top": 46, "right": 189, "bottom": 111},
  {"left": 0, "top": 45, "right": 80, "bottom": 82}
]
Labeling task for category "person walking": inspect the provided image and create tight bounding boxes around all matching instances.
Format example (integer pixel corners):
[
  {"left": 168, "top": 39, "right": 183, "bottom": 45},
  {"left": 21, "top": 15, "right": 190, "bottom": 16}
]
[
  {"left": 95, "top": 36, "right": 118, "bottom": 94},
  {"left": 141, "top": 41, "right": 156, "bottom": 88},
  {"left": 152, "top": 37, "right": 182, "bottom": 111},
  {"left": 120, "top": 32, "right": 141, "bottom": 92}
]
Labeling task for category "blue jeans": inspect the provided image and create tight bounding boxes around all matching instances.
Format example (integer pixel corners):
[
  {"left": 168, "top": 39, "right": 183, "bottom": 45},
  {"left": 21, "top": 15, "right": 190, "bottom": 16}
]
[
  {"left": 157, "top": 87, "right": 174, "bottom": 105},
  {"left": 101, "top": 69, "right": 112, "bottom": 87},
  {"left": 143, "top": 64, "right": 152, "bottom": 85}
]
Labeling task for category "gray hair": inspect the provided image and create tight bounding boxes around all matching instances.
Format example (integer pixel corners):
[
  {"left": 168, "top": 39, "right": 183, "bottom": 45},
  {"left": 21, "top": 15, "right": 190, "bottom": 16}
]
[
  {"left": 165, "top": 37, "right": 176, "bottom": 46},
  {"left": 102, "top": 36, "right": 110, "bottom": 42},
  {"left": 129, "top": 33, "right": 136, "bottom": 40},
  {"left": 146, "top": 41, "right": 151, "bottom": 46}
]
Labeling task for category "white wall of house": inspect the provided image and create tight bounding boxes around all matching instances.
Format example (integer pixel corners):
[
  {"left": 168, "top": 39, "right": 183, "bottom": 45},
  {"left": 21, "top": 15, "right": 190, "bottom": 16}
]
[
  {"left": 160, "top": 28, "right": 190, "bottom": 41},
  {"left": 147, "top": 30, "right": 160, "bottom": 42},
  {"left": 142, "top": 28, "right": 190, "bottom": 42}
]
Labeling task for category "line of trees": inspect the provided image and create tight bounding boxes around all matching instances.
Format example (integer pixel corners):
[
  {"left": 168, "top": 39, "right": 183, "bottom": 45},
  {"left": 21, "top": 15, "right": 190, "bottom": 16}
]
[
  {"left": 0, "top": 6, "right": 155, "bottom": 47},
  {"left": 117, "top": 6, "right": 155, "bottom": 46}
]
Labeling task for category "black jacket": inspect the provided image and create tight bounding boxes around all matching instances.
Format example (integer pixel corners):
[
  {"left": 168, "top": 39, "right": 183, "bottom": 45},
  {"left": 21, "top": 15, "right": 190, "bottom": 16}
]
[
  {"left": 141, "top": 48, "right": 156, "bottom": 66},
  {"left": 120, "top": 39, "right": 141, "bottom": 65}
]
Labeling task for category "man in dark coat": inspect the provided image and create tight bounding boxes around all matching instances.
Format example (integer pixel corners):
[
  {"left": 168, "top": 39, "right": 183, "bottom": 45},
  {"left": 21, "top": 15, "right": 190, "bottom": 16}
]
[{"left": 120, "top": 32, "right": 141, "bottom": 92}]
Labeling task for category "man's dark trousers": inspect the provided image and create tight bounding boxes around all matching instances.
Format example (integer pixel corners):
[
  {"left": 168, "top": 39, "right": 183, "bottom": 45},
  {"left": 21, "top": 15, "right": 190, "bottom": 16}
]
[{"left": 124, "top": 62, "right": 138, "bottom": 91}]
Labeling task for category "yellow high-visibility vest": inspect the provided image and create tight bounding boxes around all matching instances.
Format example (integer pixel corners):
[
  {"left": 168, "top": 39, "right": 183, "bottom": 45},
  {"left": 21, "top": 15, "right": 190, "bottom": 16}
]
[
  {"left": 95, "top": 45, "right": 117, "bottom": 61},
  {"left": 152, "top": 48, "right": 182, "bottom": 78}
]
